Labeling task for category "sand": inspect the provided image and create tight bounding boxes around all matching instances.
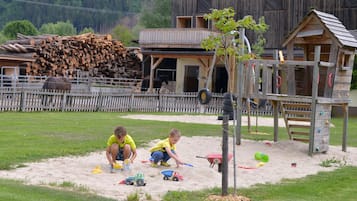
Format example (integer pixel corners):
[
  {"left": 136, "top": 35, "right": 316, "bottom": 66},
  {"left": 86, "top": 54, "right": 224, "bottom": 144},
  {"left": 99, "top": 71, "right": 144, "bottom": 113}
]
[{"left": 0, "top": 114, "right": 356, "bottom": 201}]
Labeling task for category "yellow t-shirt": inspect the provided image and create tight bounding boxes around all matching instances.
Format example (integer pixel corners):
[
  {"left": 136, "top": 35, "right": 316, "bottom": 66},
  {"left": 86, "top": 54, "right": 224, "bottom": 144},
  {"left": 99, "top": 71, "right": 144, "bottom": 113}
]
[
  {"left": 107, "top": 134, "right": 136, "bottom": 150},
  {"left": 149, "top": 138, "right": 176, "bottom": 153}
]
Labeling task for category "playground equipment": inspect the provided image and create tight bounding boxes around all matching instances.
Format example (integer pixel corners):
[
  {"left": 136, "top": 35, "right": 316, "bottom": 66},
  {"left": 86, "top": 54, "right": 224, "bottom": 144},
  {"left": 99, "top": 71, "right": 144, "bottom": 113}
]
[
  {"left": 254, "top": 152, "right": 269, "bottom": 163},
  {"left": 196, "top": 153, "right": 233, "bottom": 172},
  {"left": 160, "top": 169, "right": 183, "bottom": 181},
  {"left": 119, "top": 172, "right": 146, "bottom": 186},
  {"left": 199, "top": 10, "right": 356, "bottom": 155}
]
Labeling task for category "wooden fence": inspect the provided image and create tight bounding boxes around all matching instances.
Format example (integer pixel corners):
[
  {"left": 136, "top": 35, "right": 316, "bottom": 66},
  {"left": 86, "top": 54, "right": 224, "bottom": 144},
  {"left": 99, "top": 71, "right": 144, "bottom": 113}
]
[{"left": 0, "top": 88, "right": 273, "bottom": 115}]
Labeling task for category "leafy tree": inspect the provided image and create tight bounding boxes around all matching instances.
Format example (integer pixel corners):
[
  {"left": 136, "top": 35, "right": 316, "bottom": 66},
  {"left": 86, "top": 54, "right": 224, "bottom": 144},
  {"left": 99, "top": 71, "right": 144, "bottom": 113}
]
[
  {"left": 2, "top": 20, "right": 38, "bottom": 39},
  {"left": 79, "top": 27, "right": 95, "bottom": 34},
  {"left": 0, "top": 0, "right": 140, "bottom": 33},
  {"left": 201, "top": 8, "right": 268, "bottom": 61},
  {"left": 39, "top": 21, "right": 77, "bottom": 36},
  {"left": 200, "top": 8, "right": 268, "bottom": 92},
  {"left": 0, "top": 32, "right": 9, "bottom": 44},
  {"left": 111, "top": 25, "right": 135, "bottom": 46},
  {"left": 139, "top": 0, "right": 171, "bottom": 28}
]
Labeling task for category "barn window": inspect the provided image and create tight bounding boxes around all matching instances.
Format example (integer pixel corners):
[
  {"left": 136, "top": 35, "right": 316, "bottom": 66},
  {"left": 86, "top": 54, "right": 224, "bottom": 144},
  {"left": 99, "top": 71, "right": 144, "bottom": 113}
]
[
  {"left": 340, "top": 50, "right": 355, "bottom": 70},
  {"left": 196, "top": 16, "right": 209, "bottom": 29},
  {"left": 176, "top": 16, "right": 193, "bottom": 28}
]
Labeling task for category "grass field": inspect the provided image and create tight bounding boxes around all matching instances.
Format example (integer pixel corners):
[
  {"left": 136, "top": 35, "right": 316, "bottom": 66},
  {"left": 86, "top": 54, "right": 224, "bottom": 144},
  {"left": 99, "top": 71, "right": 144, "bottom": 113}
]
[{"left": 0, "top": 112, "right": 356, "bottom": 201}]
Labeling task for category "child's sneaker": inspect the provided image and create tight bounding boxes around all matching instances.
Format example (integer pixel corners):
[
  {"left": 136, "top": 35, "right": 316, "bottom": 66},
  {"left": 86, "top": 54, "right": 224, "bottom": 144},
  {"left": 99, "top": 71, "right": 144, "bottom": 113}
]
[
  {"left": 160, "top": 161, "right": 171, "bottom": 167},
  {"left": 151, "top": 163, "right": 158, "bottom": 168}
]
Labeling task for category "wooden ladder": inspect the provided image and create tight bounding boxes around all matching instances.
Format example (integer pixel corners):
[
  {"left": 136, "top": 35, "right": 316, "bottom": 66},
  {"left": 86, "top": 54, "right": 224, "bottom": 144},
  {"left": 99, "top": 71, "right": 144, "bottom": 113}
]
[{"left": 280, "top": 102, "right": 312, "bottom": 142}]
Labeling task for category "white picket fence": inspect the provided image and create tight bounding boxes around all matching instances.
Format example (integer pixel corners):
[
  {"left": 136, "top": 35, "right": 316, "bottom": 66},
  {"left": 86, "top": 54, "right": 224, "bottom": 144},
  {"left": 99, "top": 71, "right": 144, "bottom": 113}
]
[{"left": 0, "top": 88, "right": 273, "bottom": 115}]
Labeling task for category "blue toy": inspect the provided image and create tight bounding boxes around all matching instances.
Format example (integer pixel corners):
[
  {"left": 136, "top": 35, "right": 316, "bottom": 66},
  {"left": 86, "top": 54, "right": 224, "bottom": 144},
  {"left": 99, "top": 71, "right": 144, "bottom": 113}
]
[{"left": 160, "top": 169, "right": 183, "bottom": 181}]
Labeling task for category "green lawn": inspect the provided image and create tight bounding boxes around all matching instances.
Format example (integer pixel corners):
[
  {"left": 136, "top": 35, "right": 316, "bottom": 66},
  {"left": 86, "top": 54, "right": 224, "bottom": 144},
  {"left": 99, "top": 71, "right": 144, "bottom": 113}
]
[
  {"left": 0, "top": 112, "right": 356, "bottom": 201},
  {"left": 163, "top": 166, "right": 357, "bottom": 201}
]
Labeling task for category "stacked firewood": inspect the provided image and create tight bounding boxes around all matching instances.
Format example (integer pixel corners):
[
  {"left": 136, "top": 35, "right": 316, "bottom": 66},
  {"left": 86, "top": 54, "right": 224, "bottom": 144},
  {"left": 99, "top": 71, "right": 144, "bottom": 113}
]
[{"left": 0, "top": 33, "right": 142, "bottom": 78}]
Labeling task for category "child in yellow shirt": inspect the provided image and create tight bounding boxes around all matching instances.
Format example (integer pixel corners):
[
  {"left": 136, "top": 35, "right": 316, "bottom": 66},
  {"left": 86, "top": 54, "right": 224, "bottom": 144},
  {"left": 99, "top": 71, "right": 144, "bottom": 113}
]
[
  {"left": 106, "top": 126, "right": 137, "bottom": 172},
  {"left": 149, "top": 128, "right": 184, "bottom": 168}
]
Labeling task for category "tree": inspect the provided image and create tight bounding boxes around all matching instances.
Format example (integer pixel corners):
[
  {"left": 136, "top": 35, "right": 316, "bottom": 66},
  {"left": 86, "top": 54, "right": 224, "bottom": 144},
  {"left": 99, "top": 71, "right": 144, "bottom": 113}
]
[
  {"left": 39, "top": 21, "right": 77, "bottom": 36},
  {"left": 79, "top": 27, "right": 95, "bottom": 34},
  {"left": 0, "top": 32, "right": 9, "bottom": 44},
  {"left": 2, "top": 20, "right": 38, "bottom": 39},
  {"left": 139, "top": 0, "right": 171, "bottom": 28},
  {"left": 0, "top": 0, "right": 139, "bottom": 33},
  {"left": 201, "top": 8, "right": 268, "bottom": 90},
  {"left": 200, "top": 8, "right": 268, "bottom": 196},
  {"left": 111, "top": 25, "right": 135, "bottom": 46}
]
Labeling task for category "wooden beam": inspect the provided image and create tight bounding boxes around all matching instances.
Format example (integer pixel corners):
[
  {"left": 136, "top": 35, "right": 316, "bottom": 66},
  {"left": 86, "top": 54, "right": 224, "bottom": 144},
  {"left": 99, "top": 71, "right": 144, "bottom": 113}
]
[
  {"left": 296, "top": 29, "right": 324, "bottom": 38},
  {"left": 144, "top": 53, "right": 212, "bottom": 59},
  {"left": 148, "top": 56, "right": 164, "bottom": 92}
]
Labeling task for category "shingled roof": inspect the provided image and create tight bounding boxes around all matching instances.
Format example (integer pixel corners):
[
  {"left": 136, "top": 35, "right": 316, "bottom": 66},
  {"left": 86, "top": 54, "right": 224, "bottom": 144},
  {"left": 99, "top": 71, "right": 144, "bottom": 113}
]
[{"left": 283, "top": 9, "right": 357, "bottom": 48}]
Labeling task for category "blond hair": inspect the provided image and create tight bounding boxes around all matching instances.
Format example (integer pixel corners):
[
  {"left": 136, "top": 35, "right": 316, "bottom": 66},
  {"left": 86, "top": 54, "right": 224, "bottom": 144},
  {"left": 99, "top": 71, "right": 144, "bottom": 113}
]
[
  {"left": 114, "top": 126, "right": 127, "bottom": 137},
  {"left": 169, "top": 128, "right": 181, "bottom": 138}
]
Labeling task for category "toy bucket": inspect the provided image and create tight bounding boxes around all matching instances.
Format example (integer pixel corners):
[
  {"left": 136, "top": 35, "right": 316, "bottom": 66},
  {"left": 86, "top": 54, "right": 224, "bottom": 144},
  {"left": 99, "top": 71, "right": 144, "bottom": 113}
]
[{"left": 254, "top": 152, "right": 269, "bottom": 162}]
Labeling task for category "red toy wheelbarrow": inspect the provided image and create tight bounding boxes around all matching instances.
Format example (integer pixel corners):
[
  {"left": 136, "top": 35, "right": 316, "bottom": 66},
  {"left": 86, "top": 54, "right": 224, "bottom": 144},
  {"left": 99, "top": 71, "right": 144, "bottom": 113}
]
[{"left": 196, "top": 153, "right": 233, "bottom": 172}]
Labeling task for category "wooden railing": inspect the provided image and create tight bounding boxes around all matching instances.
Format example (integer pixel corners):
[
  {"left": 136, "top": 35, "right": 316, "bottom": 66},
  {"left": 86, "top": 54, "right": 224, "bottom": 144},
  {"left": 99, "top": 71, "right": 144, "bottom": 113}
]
[
  {"left": 0, "top": 88, "right": 273, "bottom": 115},
  {"left": 243, "top": 56, "right": 337, "bottom": 103},
  {"left": 0, "top": 75, "right": 142, "bottom": 93}
]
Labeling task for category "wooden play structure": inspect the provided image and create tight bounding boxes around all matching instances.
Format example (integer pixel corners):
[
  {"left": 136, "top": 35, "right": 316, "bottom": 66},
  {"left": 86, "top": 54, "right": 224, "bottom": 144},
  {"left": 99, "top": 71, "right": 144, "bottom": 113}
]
[{"left": 237, "top": 10, "right": 357, "bottom": 154}]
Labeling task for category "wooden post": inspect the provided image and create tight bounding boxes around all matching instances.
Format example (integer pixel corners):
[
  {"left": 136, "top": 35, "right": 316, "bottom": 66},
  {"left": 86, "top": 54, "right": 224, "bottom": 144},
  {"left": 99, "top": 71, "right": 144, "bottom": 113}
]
[
  {"left": 222, "top": 114, "right": 229, "bottom": 196},
  {"left": 148, "top": 56, "right": 163, "bottom": 93},
  {"left": 272, "top": 100, "right": 279, "bottom": 142},
  {"left": 96, "top": 91, "right": 103, "bottom": 112},
  {"left": 273, "top": 50, "right": 279, "bottom": 94},
  {"left": 20, "top": 90, "right": 26, "bottom": 112},
  {"left": 287, "top": 43, "right": 296, "bottom": 95},
  {"left": 61, "top": 92, "right": 67, "bottom": 112},
  {"left": 309, "top": 45, "right": 321, "bottom": 155},
  {"left": 342, "top": 103, "right": 348, "bottom": 152}
]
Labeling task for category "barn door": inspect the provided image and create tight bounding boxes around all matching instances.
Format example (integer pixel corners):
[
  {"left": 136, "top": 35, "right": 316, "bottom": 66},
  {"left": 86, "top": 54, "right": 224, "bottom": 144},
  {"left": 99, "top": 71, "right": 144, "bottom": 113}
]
[
  {"left": 184, "top": 65, "right": 199, "bottom": 92},
  {"left": 212, "top": 66, "right": 228, "bottom": 93}
]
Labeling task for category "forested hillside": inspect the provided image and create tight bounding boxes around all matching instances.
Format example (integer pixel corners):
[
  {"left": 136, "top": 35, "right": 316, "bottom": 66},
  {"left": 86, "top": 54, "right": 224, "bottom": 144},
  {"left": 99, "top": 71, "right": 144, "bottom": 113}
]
[{"left": 0, "top": 0, "right": 141, "bottom": 33}]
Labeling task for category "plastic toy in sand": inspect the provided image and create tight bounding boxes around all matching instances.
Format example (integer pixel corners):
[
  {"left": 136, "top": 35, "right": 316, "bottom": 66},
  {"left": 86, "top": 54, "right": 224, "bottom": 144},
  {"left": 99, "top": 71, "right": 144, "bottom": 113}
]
[
  {"left": 123, "top": 159, "right": 130, "bottom": 171},
  {"left": 254, "top": 152, "right": 269, "bottom": 163},
  {"left": 113, "top": 162, "right": 122, "bottom": 169},
  {"left": 160, "top": 169, "right": 183, "bottom": 181},
  {"left": 196, "top": 153, "right": 233, "bottom": 172},
  {"left": 91, "top": 166, "right": 102, "bottom": 174},
  {"left": 119, "top": 172, "right": 146, "bottom": 186}
]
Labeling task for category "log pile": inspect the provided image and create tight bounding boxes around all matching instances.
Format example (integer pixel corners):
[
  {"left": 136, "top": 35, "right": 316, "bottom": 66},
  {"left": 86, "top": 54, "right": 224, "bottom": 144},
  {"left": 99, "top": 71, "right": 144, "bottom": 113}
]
[{"left": 0, "top": 33, "right": 142, "bottom": 79}]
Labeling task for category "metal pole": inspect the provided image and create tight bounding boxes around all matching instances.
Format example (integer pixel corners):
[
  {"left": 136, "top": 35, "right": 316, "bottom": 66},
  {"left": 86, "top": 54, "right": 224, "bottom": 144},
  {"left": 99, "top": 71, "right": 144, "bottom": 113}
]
[{"left": 235, "top": 28, "right": 245, "bottom": 145}]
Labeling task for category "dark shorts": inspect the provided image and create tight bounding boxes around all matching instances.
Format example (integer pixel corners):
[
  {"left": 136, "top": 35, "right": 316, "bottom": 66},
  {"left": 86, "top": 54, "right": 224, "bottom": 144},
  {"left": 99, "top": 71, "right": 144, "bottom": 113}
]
[{"left": 116, "top": 148, "right": 131, "bottom": 161}]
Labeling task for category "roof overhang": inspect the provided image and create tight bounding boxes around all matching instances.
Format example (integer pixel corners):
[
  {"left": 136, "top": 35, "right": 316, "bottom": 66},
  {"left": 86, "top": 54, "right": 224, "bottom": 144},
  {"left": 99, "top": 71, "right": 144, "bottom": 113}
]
[
  {"left": 141, "top": 49, "right": 215, "bottom": 59},
  {"left": 0, "top": 54, "right": 34, "bottom": 66}
]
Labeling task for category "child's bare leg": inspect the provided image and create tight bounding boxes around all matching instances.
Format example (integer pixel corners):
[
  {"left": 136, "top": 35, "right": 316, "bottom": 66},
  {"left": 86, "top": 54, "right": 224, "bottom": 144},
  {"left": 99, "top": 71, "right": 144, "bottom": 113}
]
[
  {"left": 123, "top": 144, "right": 131, "bottom": 160},
  {"left": 110, "top": 144, "right": 119, "bottom": 163}
]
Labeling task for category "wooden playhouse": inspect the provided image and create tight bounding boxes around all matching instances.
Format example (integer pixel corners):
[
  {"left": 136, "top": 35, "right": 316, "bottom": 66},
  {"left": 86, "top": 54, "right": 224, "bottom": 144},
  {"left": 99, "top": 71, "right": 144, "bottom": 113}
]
[{"left": 241, "top": 10, "right": 357, "bottom": 154}]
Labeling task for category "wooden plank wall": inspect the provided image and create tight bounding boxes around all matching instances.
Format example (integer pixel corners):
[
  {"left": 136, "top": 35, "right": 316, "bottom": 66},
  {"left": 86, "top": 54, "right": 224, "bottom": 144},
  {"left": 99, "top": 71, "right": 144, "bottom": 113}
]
[{"left": 172, "top": 0, "right": 357, "bottom": 49}]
